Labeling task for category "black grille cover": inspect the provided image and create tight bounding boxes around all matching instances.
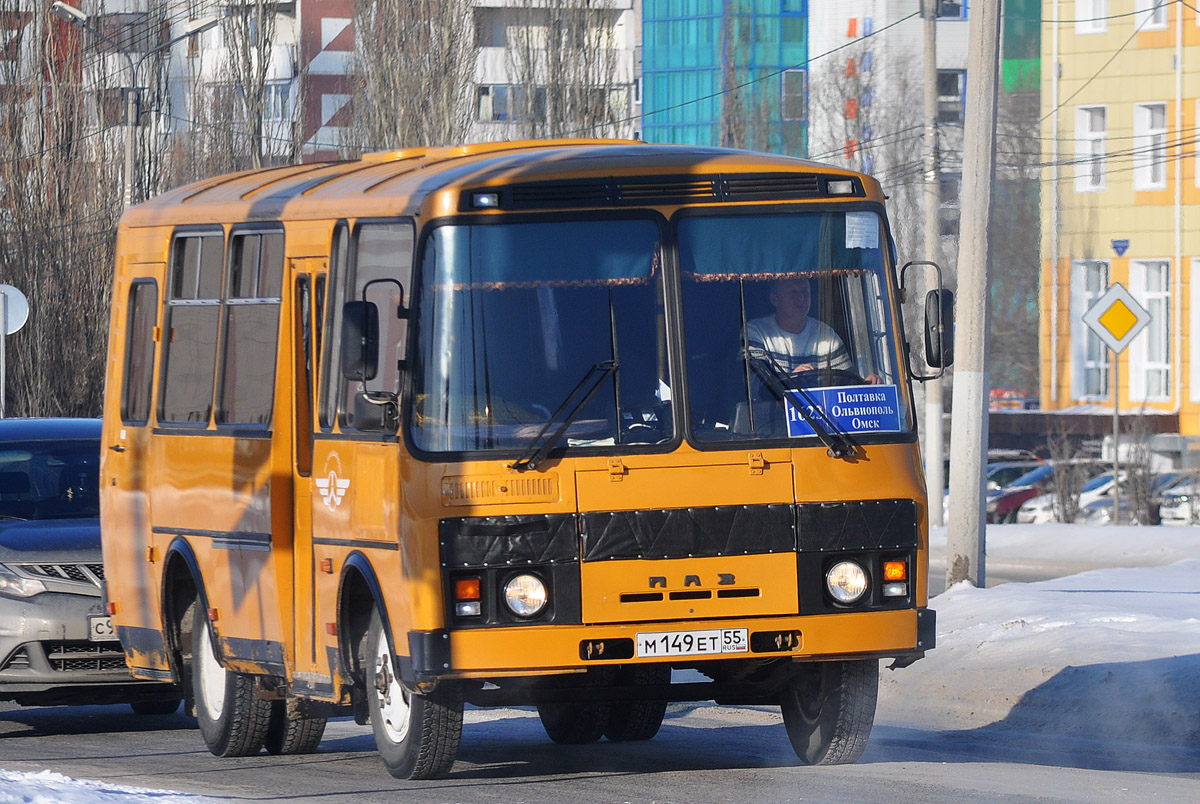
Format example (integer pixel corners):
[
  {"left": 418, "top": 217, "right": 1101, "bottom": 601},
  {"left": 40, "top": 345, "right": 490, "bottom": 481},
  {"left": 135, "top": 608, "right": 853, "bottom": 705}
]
[
  {"left": 440, "top": 514, "right": 578, "bottom": 568},
  {"left": 581, "top": 504, "right": 795, "bottom": 561},
  {"left": 796, "top": 499, "right": 918, "bottom": 552}
]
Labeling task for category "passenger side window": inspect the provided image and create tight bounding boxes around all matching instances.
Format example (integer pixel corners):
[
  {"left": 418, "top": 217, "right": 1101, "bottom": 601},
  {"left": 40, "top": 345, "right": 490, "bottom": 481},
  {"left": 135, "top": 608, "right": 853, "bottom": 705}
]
[
  {"left": 217, "top": 231, "right": 284, "bottom": 426},
  {"left": 160, "top": 232, "right": 223, "bottom": 424},
  {"left": 121, "top": 280, "right": 158, "bottom": 424}
]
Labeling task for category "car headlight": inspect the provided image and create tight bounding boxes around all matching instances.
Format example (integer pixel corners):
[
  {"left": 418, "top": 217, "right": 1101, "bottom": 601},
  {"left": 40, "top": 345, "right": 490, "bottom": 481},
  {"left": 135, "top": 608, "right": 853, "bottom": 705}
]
[
  {"left": 0, "top": 563, "right": 47, "bottom": 598},
  {"left": 825, "top": 561, "right": 868, "bottom": 604},
  {"left": 1080, "top": 506, "right": 1112, "bottom": 525},
  {"left": 502, "top": 573, "right": 548, "bottom": 617}
]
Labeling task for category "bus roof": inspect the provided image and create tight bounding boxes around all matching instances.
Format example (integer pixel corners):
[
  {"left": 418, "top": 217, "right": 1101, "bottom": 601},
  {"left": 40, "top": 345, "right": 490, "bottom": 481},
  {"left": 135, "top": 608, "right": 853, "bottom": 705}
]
[{"left": 120, "top": 140, "right": 882, "bottom": 228}]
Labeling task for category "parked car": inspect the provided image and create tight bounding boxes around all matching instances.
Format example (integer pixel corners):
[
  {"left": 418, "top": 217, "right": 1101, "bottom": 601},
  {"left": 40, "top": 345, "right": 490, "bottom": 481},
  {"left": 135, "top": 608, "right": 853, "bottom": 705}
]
[
  {"left": 0, "top": 418, "right": 180, "bottom": 711},
  {"left": 986, "top": 464, "right": 1056, "bottom": 523},
  {"left": 942, "top": 459, "right": 1043, "bottom": 522},
  {"left": 1016, "top": 470, "right": 1118, "bottom": 524},
  {"left": 1076, "top": 472, "right": 1185, "bottom": 526},
  {"left": 1159, "top": 480, "right": 1200, "bottom": 525}
]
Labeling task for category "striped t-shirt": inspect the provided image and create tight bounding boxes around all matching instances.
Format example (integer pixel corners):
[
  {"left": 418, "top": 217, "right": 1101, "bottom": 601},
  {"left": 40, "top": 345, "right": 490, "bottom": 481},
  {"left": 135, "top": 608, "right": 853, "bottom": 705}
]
[{"left": 745, "top": 315, "right": 852, "bottom": 373}]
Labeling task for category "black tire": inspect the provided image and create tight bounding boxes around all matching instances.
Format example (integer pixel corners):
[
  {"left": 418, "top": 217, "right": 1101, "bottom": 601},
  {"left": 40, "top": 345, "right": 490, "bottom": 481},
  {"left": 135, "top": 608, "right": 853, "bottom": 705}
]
[
  {"left": 780, "top": 659, "right": 878, "bottom": 766},
  {"left": 265, "top": 697, "right": 327, "bottom": 755},
  {"left": 191, "top": 603, "right": 271, "bottom": 757},
  {"left": 537, "top": 667, "right": 614, "bottom": 744},
  {"left": 365, "top": 608, "right": 461, "bottom": 780},
  {"left": 604, "top": 664, "right": 670, "bottom": 742},
  {"left": 130, "top": 699, "right": 181, "bottom": 716}
]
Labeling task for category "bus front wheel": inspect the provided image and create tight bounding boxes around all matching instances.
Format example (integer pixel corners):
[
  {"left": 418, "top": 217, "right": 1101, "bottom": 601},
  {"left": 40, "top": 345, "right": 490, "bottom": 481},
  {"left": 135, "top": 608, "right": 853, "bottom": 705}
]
[
  {"left": 365, "top": 608, "right": 462, "bottom": 779},
  {"left": 603, "top": 664, "right": 669, "bottom": 741},
  {"left": 779, "top": 659, "right": 878, "bottom": 765},
  {"left": 191, "top": 603, "right": 271, "bottom": 757}
]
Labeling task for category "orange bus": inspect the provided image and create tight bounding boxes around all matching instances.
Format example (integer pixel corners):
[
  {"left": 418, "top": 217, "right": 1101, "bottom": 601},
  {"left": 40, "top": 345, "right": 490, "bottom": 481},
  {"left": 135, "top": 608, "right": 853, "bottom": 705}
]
[{"left": 100, "top": 140, "right": 951, "bottom": 779}]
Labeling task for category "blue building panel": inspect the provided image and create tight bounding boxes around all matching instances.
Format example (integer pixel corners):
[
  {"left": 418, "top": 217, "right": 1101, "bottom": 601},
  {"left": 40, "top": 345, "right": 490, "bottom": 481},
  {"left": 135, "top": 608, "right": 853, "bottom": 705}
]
[{"left": 642, "top": 0, "right": 809, "bottom": 156}]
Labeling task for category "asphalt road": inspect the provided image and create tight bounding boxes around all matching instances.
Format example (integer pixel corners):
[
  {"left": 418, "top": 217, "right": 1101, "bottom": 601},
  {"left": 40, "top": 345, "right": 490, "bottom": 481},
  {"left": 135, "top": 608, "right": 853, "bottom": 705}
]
[{"left": 1, "top": 699, "right": 1197, "bottom": 803}]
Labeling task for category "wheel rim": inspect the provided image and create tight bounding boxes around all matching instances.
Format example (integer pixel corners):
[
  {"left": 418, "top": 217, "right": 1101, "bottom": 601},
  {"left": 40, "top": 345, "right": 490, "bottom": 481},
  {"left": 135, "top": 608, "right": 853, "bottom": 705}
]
[
  {"left": 197, "top": 622, "right": 226, "bottom": 721},
  {"left": 373, "top": 633, "right": 411, "bottom": 743}
]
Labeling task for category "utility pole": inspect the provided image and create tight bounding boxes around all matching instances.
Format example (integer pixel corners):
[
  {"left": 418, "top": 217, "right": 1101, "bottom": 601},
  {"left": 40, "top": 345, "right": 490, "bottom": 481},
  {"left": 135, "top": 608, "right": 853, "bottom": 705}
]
[
  {"left": 946, "top": 0, "right": 1002, "bottom": 588},
  {"left": 922, "top": 1, "right": 944, "bottom": 529}
]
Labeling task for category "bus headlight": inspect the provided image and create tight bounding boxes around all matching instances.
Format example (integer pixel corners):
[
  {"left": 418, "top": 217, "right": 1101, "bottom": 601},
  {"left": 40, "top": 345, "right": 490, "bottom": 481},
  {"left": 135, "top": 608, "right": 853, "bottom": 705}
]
[
  {"left": 502, "top": 573, "right": 548, "bottom": 617},
  {"left": 825, "top": 561, "right": 868, "bottom": 604}
]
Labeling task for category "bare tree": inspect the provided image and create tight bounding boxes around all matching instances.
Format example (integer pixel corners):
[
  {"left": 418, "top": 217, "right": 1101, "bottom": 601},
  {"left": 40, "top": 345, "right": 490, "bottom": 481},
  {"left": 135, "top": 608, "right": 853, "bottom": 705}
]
[
  {"left": 504, "top": 1, "right": 628, "bottom": 139},
  {"left": 0, "top": 2, "right": 121, "bottom": 416},
  {"left": 344, "top": 0, "right": 475, "bottom": 153}
]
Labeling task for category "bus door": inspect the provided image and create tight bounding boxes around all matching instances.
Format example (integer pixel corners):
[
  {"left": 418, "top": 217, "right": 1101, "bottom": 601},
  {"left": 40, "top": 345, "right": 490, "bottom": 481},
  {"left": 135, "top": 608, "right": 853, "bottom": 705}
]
[
  {"left": 307, "top": 222, "right": 414, "bottom": 688},
  {"left": 102, "top": 265, "right": 167, "bottom": 669},
  {"left": 289, "top": 258, "right": 327, "bottom": 685}
]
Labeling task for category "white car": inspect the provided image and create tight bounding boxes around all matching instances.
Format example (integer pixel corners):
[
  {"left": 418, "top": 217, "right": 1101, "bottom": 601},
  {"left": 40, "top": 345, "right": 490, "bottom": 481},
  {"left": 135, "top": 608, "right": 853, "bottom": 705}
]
[
  {"left": 1016, "top": 472, "right": 1117, "bottom": 524},
  {"left": 1159, "top": 482, "right": 1199, "bottom": 526}
]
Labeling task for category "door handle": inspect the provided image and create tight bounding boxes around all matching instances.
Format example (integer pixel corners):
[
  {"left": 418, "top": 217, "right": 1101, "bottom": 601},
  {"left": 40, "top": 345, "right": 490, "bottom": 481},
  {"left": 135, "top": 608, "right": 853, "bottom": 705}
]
[{"left": 108, "top": 444, "right": 126, "bottom": 453}]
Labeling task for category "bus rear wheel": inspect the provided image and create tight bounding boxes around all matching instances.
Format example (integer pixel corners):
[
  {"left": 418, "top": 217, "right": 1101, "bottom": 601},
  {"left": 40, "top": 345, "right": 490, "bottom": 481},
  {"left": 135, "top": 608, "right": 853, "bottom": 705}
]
[
  {"left": 779, "top": 659, "right": 878, "bottom": 765},
  {"left": 191, "top": 603, "right": 271, "bottom": 757},
  {"left": 265, "top": 697, "right": 327, "bottom": 755},
  {"left": 365, "top": 608, "right": 461, "bottom": 780}
]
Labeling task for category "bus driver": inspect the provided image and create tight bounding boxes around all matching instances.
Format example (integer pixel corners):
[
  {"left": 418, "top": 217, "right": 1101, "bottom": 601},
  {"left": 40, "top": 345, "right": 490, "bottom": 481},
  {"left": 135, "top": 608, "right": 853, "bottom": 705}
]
[{"left": 746, "top": 278, "right": 880, "bottom": 385}]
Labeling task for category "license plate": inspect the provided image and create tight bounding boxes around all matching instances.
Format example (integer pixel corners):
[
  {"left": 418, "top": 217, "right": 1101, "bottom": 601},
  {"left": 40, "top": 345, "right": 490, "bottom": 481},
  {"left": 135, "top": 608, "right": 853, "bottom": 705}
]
[
  {"left": 88, "top": 615, "right": 119, "bottom": 642},
  {"left": 635, "top": 627, "right": 748, "bottom": 658}
]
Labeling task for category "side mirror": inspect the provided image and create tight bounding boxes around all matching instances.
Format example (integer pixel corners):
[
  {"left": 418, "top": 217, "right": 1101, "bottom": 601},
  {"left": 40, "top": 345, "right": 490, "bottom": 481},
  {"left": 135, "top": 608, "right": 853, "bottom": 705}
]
[
  {"left": 924, "top": 289, "right": 954, "bottom": 368},
  {"left": 341, "top": 300, "right": 379, "bottom": 381}
]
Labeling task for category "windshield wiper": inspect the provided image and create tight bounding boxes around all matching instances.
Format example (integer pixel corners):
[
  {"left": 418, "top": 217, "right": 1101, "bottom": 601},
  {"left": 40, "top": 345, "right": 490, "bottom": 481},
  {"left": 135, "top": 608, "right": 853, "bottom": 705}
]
[
  {"left": 742, "top": 348, "right": 857, "bottom": 459},
  {"left": 510, "top": 359, "right": 619, "bottom": 472}
]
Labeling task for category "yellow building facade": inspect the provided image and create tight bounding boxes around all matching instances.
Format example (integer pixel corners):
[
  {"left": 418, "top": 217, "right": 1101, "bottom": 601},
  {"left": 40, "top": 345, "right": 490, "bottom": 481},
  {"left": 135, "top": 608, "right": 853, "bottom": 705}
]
[{"left": 1041, "top": 1, "right": 1200, "bottom": 435}]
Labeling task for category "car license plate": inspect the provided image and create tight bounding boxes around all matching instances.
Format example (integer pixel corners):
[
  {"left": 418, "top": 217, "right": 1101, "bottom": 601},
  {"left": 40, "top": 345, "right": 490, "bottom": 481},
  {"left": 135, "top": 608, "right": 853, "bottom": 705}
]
[
  {"left": 635, "top": 627, "right": 748, "bottom": 658},
  {"left": 88, "top": 615, "right": 119, "bottom": 642}
]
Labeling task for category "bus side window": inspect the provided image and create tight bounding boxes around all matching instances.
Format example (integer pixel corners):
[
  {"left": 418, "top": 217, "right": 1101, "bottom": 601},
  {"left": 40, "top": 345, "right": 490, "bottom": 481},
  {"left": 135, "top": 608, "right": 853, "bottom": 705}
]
[
  {"left": 120, "top": 280, "right": 158, "bottom": 425},
  {"left": 216, "top": 230, "right": 284, "bottom": 426},
  {"left": 337, "top": 221, "right": 414, "bottom": 432},
  {"left": 160, "top": 232, "right": 223, "bottom": 425}
]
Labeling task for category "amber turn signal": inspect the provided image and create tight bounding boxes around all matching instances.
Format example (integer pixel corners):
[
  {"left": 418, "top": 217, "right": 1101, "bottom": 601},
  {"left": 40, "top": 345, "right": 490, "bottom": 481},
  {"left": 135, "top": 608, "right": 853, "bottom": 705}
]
[
  {"left": 455, "top": 577, "right": 481, "bottom": 601},
  {"left": 882, "top": 560, "right": 907, "bottom": 582}
]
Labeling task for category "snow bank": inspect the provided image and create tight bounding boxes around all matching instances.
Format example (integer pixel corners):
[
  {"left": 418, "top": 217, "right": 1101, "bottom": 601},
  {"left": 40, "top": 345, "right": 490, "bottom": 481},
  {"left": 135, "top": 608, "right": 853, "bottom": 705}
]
[
  {"left": 0, "top": 769, "right": 208, "bottom": 803},
  {"left": 880, "top": 559, "right": 1200, "bottom": 752}
]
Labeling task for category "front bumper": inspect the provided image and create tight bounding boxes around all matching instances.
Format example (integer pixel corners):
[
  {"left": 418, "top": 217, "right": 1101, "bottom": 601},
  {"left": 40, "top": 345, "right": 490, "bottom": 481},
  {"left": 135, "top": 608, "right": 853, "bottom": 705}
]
[
  {"left": 0, "top": 590, "right": 162, "bottom": 705},
  {"left": 434, "top": 607, "right": 928, "bottom": 678}
]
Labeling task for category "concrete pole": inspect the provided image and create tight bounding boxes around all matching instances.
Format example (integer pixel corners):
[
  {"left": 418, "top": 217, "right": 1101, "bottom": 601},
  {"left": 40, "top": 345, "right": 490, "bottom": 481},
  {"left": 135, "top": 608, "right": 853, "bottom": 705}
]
[
  {"left": 946, "top": 0, "right": 1002, "bottom": 588},
  {"left": 1, "top": 289, "right": 7, "bottom": 419},
  {"left": 923, "top": 3, "right": 944, "bottom": 529}
]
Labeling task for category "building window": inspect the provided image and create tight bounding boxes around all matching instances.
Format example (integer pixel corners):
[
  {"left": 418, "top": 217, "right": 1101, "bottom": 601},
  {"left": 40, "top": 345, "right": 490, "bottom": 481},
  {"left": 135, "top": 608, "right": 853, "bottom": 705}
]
[
  {"left": 1137, "top": 0, "right": 1169, "bottom": 31},
  {"left": 1130, "top": 260, "right": 1171, "bottom": 401},
  {"left": 781, "top": 69, "right": 807, "bottom": 122},
  {"left": 1071, "top": 260, "right": 1110, "bottom": 400},
  {"left": 1075, "top": 106, "right": 1106, "bottom": 192},
  {"left": 937, "top": 2, "right": 967, "bottom": 19},
  {"left": 1077, "top": 0, "right": 1108, "bottom": 34},
  {"left": 477, "top": 85, "right": 545, "bottom": 123},
  {"left": 939, "top": 173, "right": 961, "bottom": 237},
  {"left": 1134, "top": 102, "right": 1168, "bottom": 190},
  {"left": 937, "top": 70, "right": 965, "bottom": 124},
  {"left": 264, "top": 82, "right": 290, "bottom": 122}
]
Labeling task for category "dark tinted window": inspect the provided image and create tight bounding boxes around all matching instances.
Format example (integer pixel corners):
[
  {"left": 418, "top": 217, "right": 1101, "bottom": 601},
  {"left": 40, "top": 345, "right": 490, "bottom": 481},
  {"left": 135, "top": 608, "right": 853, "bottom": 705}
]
[
  {"left": 0, "top": 439, "right": 99, "bottom": 520},
  {"left": 217, "top": 231, "right": 283, "bottom": 425},
  {"left": 160, "top": 232, "right": 223, "bottom": 424},
  {"left": 121, "top": 281, "right": 158, "bottom": 423}
]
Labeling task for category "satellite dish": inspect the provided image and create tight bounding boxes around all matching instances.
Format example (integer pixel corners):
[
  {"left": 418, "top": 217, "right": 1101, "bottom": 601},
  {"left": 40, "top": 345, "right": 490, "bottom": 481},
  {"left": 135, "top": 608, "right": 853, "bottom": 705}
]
[{"left": 0, "top": 284, "right": 28, "bottom": 335}]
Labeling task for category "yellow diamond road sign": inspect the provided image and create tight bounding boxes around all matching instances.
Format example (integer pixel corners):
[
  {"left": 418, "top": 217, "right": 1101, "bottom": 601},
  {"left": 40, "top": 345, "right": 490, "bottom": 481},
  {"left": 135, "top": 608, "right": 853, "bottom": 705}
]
[{"left": 1082, "top": 282, "right": 1150, "bottom": 354}]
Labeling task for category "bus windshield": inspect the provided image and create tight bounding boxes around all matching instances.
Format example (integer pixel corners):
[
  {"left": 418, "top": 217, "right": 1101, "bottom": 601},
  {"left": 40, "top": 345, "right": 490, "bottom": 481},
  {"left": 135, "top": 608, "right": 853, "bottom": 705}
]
[
  {"left": 411, "top": 217, "right": 669, "bottom": 455},
  {"left": 678, "top": 209, "right": 908, "bottom": 443}
]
